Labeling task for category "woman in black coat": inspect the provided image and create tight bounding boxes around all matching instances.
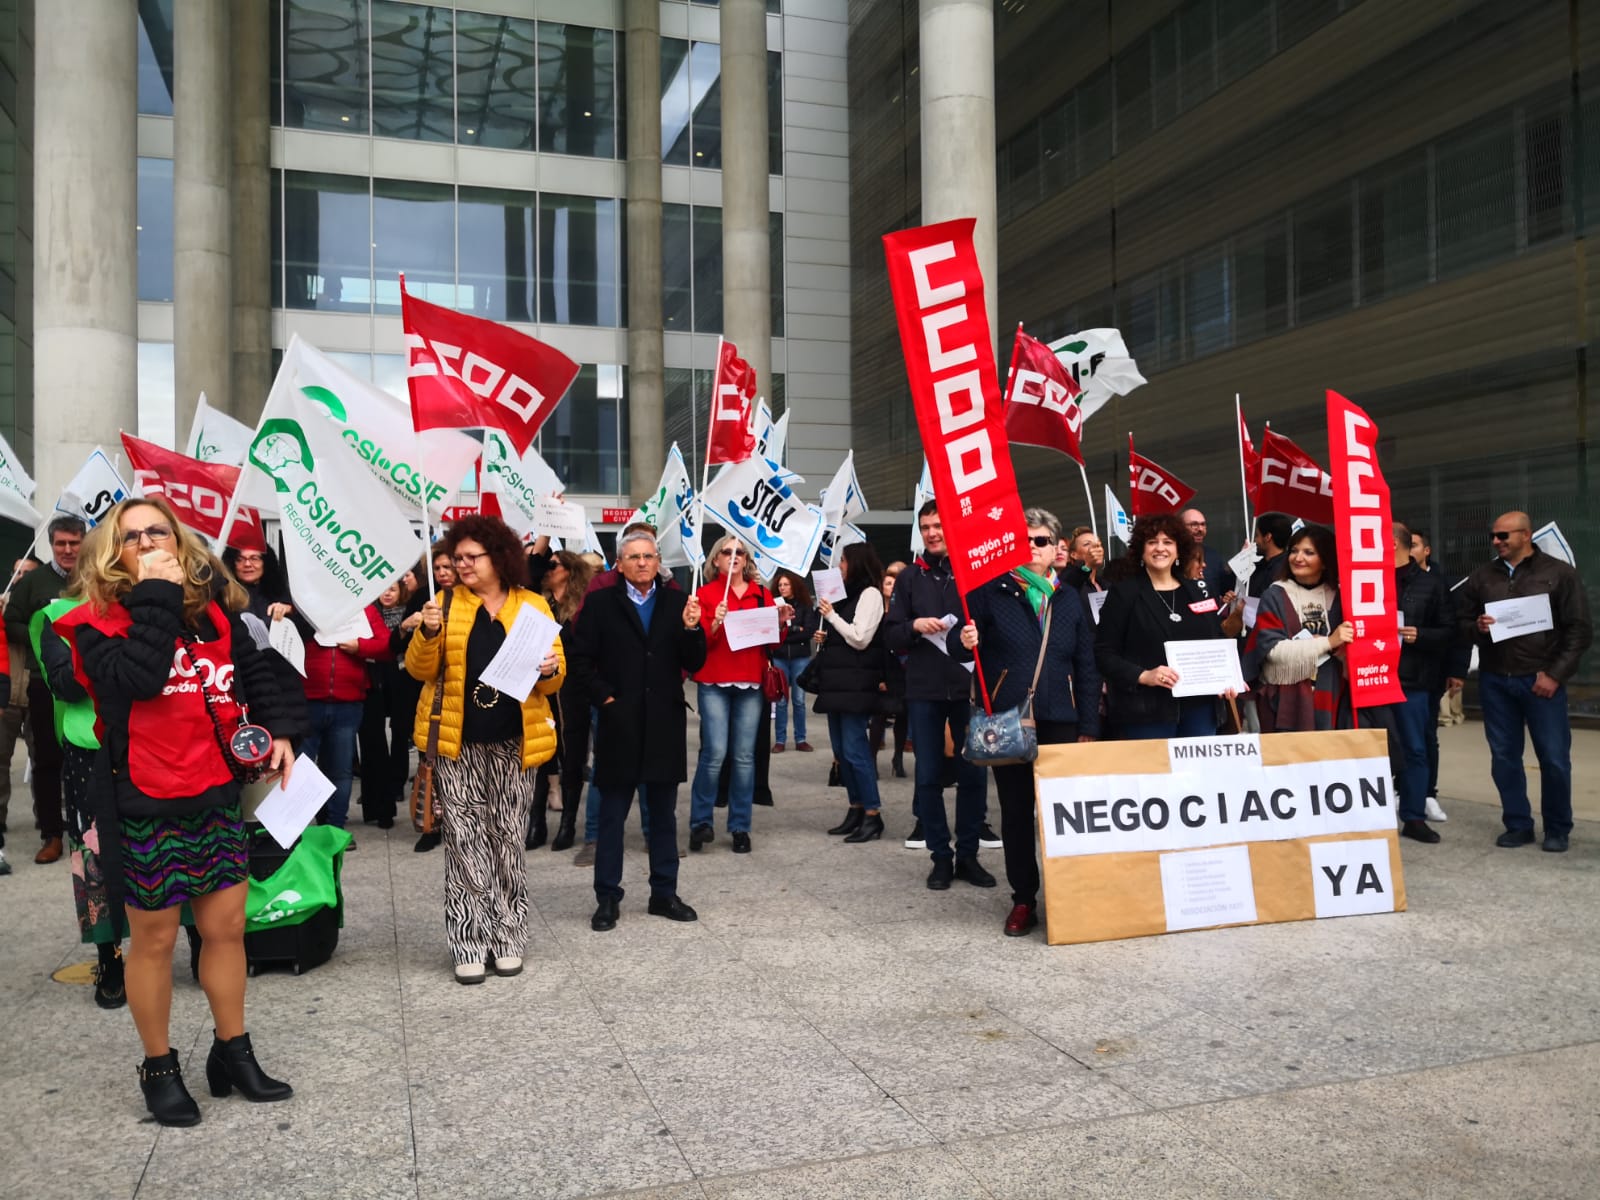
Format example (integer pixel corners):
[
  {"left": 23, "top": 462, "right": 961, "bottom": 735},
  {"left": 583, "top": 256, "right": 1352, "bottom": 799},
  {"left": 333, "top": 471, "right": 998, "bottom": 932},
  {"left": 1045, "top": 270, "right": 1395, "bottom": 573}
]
[
  {"left": 1095, "top": 513, "right": 1243, "bottom": 739},
  {"left": 957, "top": 508, "right": 1100, "bottom": 938}
]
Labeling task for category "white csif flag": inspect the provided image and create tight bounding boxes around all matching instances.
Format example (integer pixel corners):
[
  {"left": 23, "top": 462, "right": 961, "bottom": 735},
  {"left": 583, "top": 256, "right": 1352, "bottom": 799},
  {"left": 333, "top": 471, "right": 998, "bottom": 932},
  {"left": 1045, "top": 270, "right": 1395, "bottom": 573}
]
[
  {"left": 631, "top": 443, "right": 704, "bottom": 569},
  {"left": 481, "top": 428, "right": 565, "bottom": 539},
  {"left": 1048, "top": 328, "right": 1147, "bottom": 422},
  {"left": 0, "top": 431, "right": 41, "bottom": 528},
  {"left": 238, "top": 363, "right": 424, "bottom": 634},
  {"left": 185, "top": 393, "right": 255, "bottom": 467},
  {"left": 1105, "top": 484, "right": 1132, "bottom": 545}
]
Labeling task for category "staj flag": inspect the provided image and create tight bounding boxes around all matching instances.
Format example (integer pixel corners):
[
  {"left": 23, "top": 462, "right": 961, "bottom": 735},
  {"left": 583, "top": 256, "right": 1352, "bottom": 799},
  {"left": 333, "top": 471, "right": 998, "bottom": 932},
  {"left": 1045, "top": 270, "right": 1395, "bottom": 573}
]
[
  {"left": 120, "top": 434, "right": 267, "bottom": 552},
  {"left": 1127, "top": 433, "right": 1196, "bottom": 517},
  {"left": 1003, "top": 325, "right": 1085, "bottom": 464},
  {"left": 401, "top": 281, "right": 579, "bottom": 456},
  {"left": 706, "top": 339, "right": 758, "bottom": 466}
]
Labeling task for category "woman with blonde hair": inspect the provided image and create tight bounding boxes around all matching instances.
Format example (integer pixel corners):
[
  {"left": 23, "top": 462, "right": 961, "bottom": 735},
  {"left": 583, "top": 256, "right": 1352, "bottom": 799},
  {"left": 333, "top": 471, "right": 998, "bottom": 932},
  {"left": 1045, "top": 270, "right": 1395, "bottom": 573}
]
[
  {"left": 410, "top": 515, "right": 565, "bottom": 984},
  {"left": 55, "top": 496, "right": 302, "bottom": 1125}
]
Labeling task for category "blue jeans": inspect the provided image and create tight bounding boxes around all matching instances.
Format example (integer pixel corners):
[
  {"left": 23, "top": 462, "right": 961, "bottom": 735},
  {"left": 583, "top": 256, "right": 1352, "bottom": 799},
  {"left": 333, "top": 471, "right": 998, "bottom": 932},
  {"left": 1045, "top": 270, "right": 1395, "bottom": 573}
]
[
  {"left": 826, "top": 711, "right": 880, "bottom": 811},
  {"left": 1479, "top": 671, "right": 1573, "bottom": 836},
  {"left": 1118, "top": 699, "right": 1219, "bottom": 741},
  {"left": 906, "top": 698, "right": 987, "bottom": 861},
  {"left": 303, "top": 699, "right": 363, "bottom": 829},
  {"left": 1390, "top": 689, "right": 1433, "bottom": 823},
  {"left": 772, "top": 656, "right": 809, "bottom": 744},
  {"left": 690, "top": 684, "right": 762, "bottom": 834}
]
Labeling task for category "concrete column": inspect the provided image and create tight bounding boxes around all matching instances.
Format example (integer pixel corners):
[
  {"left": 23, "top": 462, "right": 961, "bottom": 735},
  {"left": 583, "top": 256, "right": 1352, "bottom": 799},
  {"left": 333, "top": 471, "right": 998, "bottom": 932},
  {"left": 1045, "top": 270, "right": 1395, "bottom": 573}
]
[
  {"left": 719, "top": 0, "right": 771, "bottom": 402},
  {"left": 173, "top": 0, "right": 232, "bottom": 440},
  {"left": 625, "top": 0, "right": 664, "bottom": 503},
  {"left": 33, "top": 1, "right": 138, "bottom": 502},
  {"left": 919, "top": 0, "right": 998, "bottom": 360},
  {"left": 231, "top": 0, "right": 273, "bottom": 424}
]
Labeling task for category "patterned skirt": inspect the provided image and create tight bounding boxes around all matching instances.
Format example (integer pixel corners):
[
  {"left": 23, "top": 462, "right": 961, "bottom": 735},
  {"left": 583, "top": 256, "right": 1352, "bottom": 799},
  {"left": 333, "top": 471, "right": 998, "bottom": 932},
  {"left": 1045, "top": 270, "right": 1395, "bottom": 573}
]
[
  {"left": 119, "top": 805, "right": 249, "bottom": 911},
  {"left": 63, "top": 744, "right": 116, "bottom": 944}
]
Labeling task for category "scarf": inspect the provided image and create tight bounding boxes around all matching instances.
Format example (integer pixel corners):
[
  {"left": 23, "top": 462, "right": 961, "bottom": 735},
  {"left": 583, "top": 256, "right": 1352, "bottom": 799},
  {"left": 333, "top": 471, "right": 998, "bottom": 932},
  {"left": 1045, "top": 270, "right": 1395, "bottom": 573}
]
[{"left": 1012, "top": 566, "right": 1054, "bottom": 619}]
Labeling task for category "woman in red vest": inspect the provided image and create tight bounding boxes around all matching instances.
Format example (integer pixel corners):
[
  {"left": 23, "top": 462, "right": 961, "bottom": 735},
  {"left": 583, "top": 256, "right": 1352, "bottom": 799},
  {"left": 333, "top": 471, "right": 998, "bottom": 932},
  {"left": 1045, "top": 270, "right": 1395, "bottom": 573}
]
[{"left": 57, "top": 497, "right": 301, "bottom": 1127}]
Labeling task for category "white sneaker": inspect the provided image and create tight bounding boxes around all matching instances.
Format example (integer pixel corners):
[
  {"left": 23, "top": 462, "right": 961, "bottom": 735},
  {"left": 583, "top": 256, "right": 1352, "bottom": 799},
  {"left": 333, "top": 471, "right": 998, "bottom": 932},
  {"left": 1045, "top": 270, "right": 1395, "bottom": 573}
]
[
  {"left": 979, "top": 823, "right": 1003, "bottom": 850},
  {"left": 1424, "top": 796, "right": 1448, "bottom": 822},
  {"left": 903, "top": 820, "right": 925, "bottom": 849},
  {"left": 0, "top": 849, "right": 10, "bottom": 876},
  {"left": 454, "top": 962, "right": 486, "bottom": 985},
  {"left": 491, "top": 955, "right": 523, "bottom": 977}
]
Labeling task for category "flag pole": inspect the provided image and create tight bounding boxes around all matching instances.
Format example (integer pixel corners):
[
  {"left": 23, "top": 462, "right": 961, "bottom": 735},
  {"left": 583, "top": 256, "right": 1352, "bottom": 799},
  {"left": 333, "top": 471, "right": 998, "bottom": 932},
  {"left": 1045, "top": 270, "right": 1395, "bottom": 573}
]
[
  {"left": 1077, "top": 459, "right": 1097, "bottom": 540},
  {"left": 400, "top": 270, "right": 437, "bottom": 602},
  {"left": 1235, "top": 393, "right": 1252, "bottom": 541},
  {"left": 958, "top": 591, "right": 993, "bottom": 716},
  {"left": 694, "top": 336, "right": 724, "bottom": 591}
]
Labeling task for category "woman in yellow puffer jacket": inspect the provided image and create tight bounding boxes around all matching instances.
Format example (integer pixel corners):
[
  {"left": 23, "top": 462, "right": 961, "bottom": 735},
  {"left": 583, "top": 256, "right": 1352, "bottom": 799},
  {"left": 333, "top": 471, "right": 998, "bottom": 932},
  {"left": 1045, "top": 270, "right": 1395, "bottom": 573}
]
[{"left": 408, "top": 516, "right": 564, "bottom": 985}]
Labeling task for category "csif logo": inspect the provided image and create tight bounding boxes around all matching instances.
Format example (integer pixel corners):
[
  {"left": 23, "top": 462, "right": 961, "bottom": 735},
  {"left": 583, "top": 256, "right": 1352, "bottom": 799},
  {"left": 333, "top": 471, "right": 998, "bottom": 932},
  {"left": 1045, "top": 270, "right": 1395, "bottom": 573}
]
[{"left": 300, "top": 385, "right": 448, "bottom": 506}]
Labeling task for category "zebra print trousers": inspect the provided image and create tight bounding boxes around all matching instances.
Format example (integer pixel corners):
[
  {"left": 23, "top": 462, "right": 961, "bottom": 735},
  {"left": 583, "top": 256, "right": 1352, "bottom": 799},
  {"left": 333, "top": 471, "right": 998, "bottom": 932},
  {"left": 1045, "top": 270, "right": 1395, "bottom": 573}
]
[{"left": 436, "top": 739, "right": 535, "bottom": 966}]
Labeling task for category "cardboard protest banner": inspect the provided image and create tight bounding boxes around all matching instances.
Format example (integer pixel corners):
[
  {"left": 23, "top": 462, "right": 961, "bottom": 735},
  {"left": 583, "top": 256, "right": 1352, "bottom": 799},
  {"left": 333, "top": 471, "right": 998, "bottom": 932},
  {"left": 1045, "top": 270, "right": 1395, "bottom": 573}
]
[{"left": 1034, "top": 729, "right": 1406, "bottom": 945}]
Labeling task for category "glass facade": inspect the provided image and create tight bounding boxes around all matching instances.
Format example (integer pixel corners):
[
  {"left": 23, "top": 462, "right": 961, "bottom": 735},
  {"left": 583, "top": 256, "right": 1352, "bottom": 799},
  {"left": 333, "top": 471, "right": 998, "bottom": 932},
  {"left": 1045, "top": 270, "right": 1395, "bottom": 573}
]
[
  {"left": 137, "top": 157, "right": 175, "bottom": 303},
  {"left": 661, "top": 39, "right": 782, "bottom": 170},
  {"left": 661, "top": 204, "right": 784, "bottom": 335}
]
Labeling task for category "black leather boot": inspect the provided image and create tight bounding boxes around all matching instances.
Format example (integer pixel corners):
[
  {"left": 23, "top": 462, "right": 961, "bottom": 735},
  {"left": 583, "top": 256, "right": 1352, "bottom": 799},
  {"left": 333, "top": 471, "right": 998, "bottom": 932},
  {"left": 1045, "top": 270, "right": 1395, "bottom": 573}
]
[
  {"left": 827, "top": 807, "right": 864, "bottom": 836},
  {"left": 139, "top": 1050, "right": 201, "bottom": 1126},
  {"left": 843, "top": 813, "right": 885, "bottom": 843},
  {"left": 94, "top": 942, "right": 126, "bottom": 1010},
  {"left": 525, "top": 808, "right": 547, "bottom": 851},
  {"left": 205, "top": 1032, "right": 294, "bottom": 1102},
  {"left": 550, "top": 807, "right": 578, "bottom": 852}
]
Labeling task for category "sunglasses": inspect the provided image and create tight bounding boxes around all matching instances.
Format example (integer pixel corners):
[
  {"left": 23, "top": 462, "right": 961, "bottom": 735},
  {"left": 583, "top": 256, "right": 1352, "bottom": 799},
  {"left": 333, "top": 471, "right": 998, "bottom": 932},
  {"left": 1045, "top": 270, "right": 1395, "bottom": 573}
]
[
  {"left": 719, "top": 548, "right": 745, "bottom": 558},
  {"left": 1030, "top": 536, "right": 1055, "bottom": 547},
  {"left": 1491, "top": 531, "right": 1524, "bottom": 541}
]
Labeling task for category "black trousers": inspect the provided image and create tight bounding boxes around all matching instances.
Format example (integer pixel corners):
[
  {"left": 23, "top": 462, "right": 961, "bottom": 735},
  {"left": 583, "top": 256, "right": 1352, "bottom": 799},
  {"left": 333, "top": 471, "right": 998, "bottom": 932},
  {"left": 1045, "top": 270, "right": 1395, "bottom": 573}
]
[
  {"left": 595, "top": 780, "right": 679, "bottom": 902},
  {"left": 25, "top": 678, "right": 64, "bottom": 841},
  {"left": 990, "top": 720, "right": 1077, "bottom": 908}
]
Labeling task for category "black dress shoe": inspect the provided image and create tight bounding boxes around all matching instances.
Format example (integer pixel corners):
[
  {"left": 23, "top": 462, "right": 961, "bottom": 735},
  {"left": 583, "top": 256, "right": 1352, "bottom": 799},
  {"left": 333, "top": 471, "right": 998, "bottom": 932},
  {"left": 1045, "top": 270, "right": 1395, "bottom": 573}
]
[
  {"left": 139, "top": 1051, "right": 201, "bottom": 1126},
  {"left": 1543, "top": 833, "right": 1570, "bottom": 853},
  {"left": 689, "top": 824, "right": 714, "bottom": 851},
  {"left": 206, "top": 1032, "right": 293, "bottom": 1102},
  {"left": 1495, "top": 829, "right": 1535, "bottom": 848},
  {"left": 591, "top": 897, "right": 620, "bottom": 932},
  {"left": 891, "top": 756, "right": 906, "bottom": 778},
  {"left": 954, "top": 856, "right": 997, "bottom": 887},
  {"left": 1400, "top": 820, "right": 1441, "bottom": 844},
  {"left": 827, "top": 807, "right": 864, "bottom": 836},
  {"left": 731, "top": 831, "right": 752, "bottom": 853},
  {"left": 843, "top": 813, "right": 884, "bottom": 843},
  {"left": 414, "top": 831, "right": 442, "bottom": 853},
  {"left": 827, "top": 761, "right": 843, "bottom": 788},
  {"left": 647, "top": 895, "right": 698, "bottom": 922},
  {"left": 927, "top": 858, "right": 954, "bottom": 890}
]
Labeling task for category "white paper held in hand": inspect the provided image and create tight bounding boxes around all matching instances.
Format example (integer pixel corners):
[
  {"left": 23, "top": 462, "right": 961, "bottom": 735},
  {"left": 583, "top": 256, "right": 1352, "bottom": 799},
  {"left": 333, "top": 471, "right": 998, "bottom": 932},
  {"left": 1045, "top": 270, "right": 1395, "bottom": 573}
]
[
  {"left": 255, "top": 755, "right": 337, "bottom": 849},
  {"left": 533, "top": 495, "right": 589, "bottom": 540},
  {"left": 1088, "top": 591, "right": 1109, "bottom": 624},
  {"left": 314, "top": 611, "right": 371, "bottom": 647},
  {"left": 723, "top": 605, "right": 781, "bottom": 651},
  {"left": 269, "top": 615, "right": 307, "bottom": 676},
  {"left": 812, "top": 568, "right": 846, "bottom": 604},
  {"left": 480, "top": 604, "right": 563, "bottom": 702},
  {"left": 1163, "top": 638, "right": 1248, "bottom": 698},
  {"left": 1227, "top": 544, "right": 1258, "bottom": 593},
  {"left": 923, "top": 613, "right": 959, "bottom": 655},
  {"left": 1485, "top": 593, "right": 1554, "bottom": 643}
]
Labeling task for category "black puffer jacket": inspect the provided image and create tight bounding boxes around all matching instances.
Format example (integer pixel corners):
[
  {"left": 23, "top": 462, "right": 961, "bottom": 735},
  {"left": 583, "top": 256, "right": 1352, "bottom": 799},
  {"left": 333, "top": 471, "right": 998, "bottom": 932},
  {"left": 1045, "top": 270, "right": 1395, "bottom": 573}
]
[
  {"left": 883, "top": 554, "right": 974, "bottom": 701},
  {"left": 808, "top": 588, "right": 888, "bottom": 715}
]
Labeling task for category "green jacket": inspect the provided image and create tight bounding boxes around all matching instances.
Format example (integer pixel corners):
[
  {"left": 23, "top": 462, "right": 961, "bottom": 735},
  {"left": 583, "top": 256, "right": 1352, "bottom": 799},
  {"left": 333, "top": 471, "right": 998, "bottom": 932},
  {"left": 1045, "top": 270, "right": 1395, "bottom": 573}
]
[{"left": 30, "top": 597, "right": 99, "bottom": 750}]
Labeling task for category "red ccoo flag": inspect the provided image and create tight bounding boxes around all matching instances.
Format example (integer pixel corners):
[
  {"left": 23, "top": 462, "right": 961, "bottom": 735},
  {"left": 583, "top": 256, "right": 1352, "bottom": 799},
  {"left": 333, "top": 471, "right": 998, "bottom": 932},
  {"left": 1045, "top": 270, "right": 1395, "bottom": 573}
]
[
  {"left": 1239, "top": 404, "right": 1262, "bottom": 511},
  {"left": 120, "top": 434, "right": 267, "bottom": 552},
  {"left": 1256, "top": 425, "right": 1335, "bottom": 524},
  {"left": 401, "top": 281, "right": 580, "bottom": 456},
  {"left": 1003, "top": 325, "right": 1085, "bottom": 464},
  {"left": 1127, "top": 433, "right": 1196, "bottom": 517},
  {"left": 706, "top": 339, "right": 758, "bottom": 466}
]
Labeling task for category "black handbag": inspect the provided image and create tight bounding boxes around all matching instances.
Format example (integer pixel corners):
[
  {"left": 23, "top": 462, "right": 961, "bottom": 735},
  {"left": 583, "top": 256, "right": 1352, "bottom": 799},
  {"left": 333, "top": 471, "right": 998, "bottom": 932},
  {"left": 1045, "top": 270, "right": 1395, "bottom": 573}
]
[{"left": 963, "top": 602, "right": 1053, "bottom": 767}]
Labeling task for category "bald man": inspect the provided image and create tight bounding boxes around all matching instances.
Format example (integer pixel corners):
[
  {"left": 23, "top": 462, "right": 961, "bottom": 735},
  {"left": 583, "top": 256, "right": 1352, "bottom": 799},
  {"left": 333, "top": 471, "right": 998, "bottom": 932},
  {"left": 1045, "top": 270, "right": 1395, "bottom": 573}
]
[
  {"left": 1181, "top": 509, "right": 1236, "bottom": 601},
  {"left": 1458, "top": 511, "right": 1592, "bottom": 852}
]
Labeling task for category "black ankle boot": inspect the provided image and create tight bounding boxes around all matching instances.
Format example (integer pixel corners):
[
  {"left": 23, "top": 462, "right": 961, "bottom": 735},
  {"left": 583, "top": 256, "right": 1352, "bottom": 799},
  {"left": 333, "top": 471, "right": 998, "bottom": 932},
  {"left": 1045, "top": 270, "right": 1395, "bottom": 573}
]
[
  {"left": 139, "top": 1050, "right": 201, "bottom": 1126},
  {"left": 525, "top": 810, "right": 547, "bottom": 851},
  {"left": 206, "top": 1032, "right": 293, "bottom": 1102},
  {"left": 827, "top": 807, "right": 864, "bottom": 836},
  {"left": 843, "top": 812, "right": 885, "bottom": 843},
  {"left": 550, "top": 809, "right": 577, "bottom": 852},
  {"left": 94, "top": 943, "right": 126, "bottom": 1010},
  {"left": 891, "top": 754, "right": 906, "bottom": 778}
]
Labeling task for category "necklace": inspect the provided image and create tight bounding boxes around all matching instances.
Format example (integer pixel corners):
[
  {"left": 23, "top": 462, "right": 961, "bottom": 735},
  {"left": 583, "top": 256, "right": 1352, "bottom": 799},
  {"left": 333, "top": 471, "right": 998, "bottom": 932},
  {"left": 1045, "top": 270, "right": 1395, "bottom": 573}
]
[{"left": 1155, "top": 586, "right": 1183, "bottom": 623}]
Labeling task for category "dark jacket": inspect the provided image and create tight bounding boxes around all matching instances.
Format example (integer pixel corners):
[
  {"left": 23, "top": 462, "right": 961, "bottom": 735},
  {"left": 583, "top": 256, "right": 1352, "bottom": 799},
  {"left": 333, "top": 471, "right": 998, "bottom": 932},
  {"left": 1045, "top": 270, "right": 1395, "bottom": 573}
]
[
  {"left": 883, "top": 554, "right": 974, "bottom": 701},
  {"left": 960, "top": 572, "right": 1101, "bottom": 737},
  {"left": 1095, "top": 572, "right": 1229, "bottom": 726},
  {"left": 808, "top": 588, "right": 887, "bottom": 715},
  {"left": 773, "top": 604, "right": 820, "bottom": 660},
  {"left": 565, "top": 580, "right": 707, "bottom": 787},
  {"left": 1394, "top": 561, "right": 1453, "bottom": 693},
  {"left": 1247, "top": 551, "right": 1287, "bottom": 599},
  {"left": 1458, "top": 547, "right": 1593, "bottom": 682},
  {"left": 5, "top": 562, "right": 67, "bottom": 672},
  {"left": 1199, "top": 544, "right": 1237, "bottom": 599}
]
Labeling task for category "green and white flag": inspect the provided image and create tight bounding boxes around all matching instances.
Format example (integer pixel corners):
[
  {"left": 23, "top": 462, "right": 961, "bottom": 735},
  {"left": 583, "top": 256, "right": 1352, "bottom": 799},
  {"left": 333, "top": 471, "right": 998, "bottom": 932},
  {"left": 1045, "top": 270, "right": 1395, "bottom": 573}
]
[
  {"left": 239, "top": 357, "right": 425, "bottom": 634},
  {"left": 481, "top": 428, "right": 564, "bottom": 538},
  {"left": 0, "top": 431, "right": 41, "bottom": 529},
  {"left": 270, "top": 337, "right": 481, "bottom": 522},
  {"left": 1048, "top": 328, "right": 1147, "bottom": 422},
  {"left": 185, "top": 392, "right": 254, "bottom": 467},
  {"left": 631, "top": 443, "right": 704, "bottom": 569}
]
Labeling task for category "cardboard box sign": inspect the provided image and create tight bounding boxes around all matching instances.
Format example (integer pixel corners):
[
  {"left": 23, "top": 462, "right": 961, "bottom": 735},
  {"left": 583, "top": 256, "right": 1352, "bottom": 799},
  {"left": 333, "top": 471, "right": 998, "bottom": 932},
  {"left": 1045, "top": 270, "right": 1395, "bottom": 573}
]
[{"left": 1033, "top": 729, "right": 1407, "bottom": 946}]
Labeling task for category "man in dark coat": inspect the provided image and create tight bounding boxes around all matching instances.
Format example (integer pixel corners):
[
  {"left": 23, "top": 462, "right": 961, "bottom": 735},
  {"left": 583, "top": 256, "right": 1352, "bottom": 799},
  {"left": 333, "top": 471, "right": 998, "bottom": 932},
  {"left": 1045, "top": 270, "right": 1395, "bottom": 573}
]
[
  {"left": 1181, "top": 508, "right": 1236, "bottom": 602},
  {"left": 566, "top": 530, "right": 707, "bottom": 930}
]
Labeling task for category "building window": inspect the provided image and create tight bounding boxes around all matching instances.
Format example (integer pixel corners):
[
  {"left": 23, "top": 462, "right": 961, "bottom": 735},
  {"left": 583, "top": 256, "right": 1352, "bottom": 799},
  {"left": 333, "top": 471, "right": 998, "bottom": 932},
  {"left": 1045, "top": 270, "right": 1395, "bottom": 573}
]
[
  {"left": 455, "top": 10, "right": 539, "bottom": 150},
  {"left": 373, "top": 177, "right": 455, "bottom": 312},
  {"left": 1232, "top": 218, "right": 1287, "bottom": 343},
  {"left": 137, "top": 342, "right": 176, "bottom": 446},
  {"left": 538, "top": 363, "right": 624, "bottom": 493},
  {"left": 538, "top": 24, "right": 619, "bottom": 158},
  {"left": 1185, "top": 248, "right": 1230, "bottom": 359},
  {"left": 280, "top": 0, "right": 371, "bottom": 134},
  {"left": 662, "top": 203, "right": 694, "bottom": 329},
  {"left": 1524, "top": 110, "right": 1569, "bottom": 246},
  {"left": 661, "top": 38, "right": 781, "bottom": 172},
  {"left": 770, "top": 211, "right": 785, "bottom": 338},
  {"left": 137, "top": 158, "right": 175, "bottom": 303},
  {"left": 1293, "top": 188, "right": 1354, "bottom": 323},
  {"left": 279, "top": 169, "right": 372, "bottom": 311},
  {"left": 138, "top": 0, "right": 175, "bottom": 117},
  {"left": 1359, "top": 162, "right": 1429, "bottom": 303},
  {"left": 1435, "top": 118, "right": 1516, "bottom": 277},
  {"left": 540, "top": 194, "right": 620, "bottom": 326},
  {"left": 457, "top": 186, "right": 536, "bottom": 322},
  {"left": 692, "top": 205, "right": 723, "bottom": 331},
  {"left": 369, "top": 1, "right": 454, "bottom": 144}
]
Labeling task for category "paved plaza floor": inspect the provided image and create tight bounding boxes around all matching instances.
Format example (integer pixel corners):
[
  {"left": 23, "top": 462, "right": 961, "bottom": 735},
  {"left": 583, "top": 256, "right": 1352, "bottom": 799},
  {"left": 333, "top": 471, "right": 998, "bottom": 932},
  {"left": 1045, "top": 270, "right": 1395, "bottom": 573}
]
[{"left": 2, "top": 720, "right": 1598, "bottom": 1199}]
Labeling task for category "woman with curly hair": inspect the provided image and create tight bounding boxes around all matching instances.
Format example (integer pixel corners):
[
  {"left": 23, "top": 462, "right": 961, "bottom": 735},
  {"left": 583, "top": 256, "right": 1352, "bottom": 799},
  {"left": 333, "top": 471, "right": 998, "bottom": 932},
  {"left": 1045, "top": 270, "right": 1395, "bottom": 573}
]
[
  {"left": 55, "top": 496, "right": 302, "bottom": 1125},
  {"left": 1094, "top": 512, "right": 1242, "bottom": 739},
  {"left": 410, "top": 515, "right": 565, "bottom": 984}
]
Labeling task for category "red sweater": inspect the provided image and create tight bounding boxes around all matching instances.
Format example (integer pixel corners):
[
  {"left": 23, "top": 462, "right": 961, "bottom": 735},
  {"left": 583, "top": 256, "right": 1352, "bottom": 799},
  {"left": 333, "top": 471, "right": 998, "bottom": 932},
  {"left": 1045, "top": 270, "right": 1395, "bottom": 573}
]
[
  {"left": 694, "top": 581, "right": 779, "bottom": 685},
  {"left": 301, "top": 605, "right": 391, "bottom": 702}
]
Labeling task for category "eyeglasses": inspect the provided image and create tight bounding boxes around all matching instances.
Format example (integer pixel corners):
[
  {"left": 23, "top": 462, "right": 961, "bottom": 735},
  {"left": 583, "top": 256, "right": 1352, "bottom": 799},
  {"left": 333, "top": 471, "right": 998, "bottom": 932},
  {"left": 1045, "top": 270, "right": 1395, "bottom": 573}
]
[
  {"left": 719, "top": 548, "right": 745, "bottom": 558},
  {"left": 622, "top": 552, "right": 659, "bottom": 563},
  {"left": 121, "top": 524, "right": 174, "bottom": 548},
  {"left": 451, "top": 550, "right": 489, "bottom": 567},
  {"left": 1185, "top": 521, "right": 1206, "bottom": 529},
  {"left": 1030, "top": 536, "right": 1054, "bottom": 547},
  {"left": 234, "top": 553, "right": 264, "bottom": 564}
]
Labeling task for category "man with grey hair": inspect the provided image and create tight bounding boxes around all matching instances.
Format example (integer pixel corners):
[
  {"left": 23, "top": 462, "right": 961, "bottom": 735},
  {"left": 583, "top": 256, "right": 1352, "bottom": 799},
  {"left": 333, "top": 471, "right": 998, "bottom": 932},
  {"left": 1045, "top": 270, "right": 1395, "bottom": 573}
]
[{"left": 567, "top": 530, "right": 707, "bottom": 930}]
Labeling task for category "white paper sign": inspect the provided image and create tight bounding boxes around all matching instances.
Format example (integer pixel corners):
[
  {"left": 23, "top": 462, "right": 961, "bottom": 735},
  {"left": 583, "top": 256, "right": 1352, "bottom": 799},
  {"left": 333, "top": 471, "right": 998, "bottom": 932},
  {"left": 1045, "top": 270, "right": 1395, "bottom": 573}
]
[
  {"left": 1485, "top": 593, "right": 1554, "bottom": 643},
  {"left": 723, "top": 605, "right": 781, "bottom": 651},
  {"left": 1532, "top": 521, "right": 1575, "bottom": 565},
  {"left": 254, "top": 755, "right": 337, "bottom": 849},
  {"left": 1166, "top": 734, "right": 1260, "bottom": 775},
  {"left": 479, "top": 604, "right": 563, "bottom": 703},
  {"left": 923, "top": 613, "right": 959, "bottom": 655},
  {"left": 1228, "top": 544, "right": 1259, "bottom": 594},
  {"left": 1308, "top": 838, "right": 1396, "bottom": 918},
  {"left": 269, "top": 616, "right": 308, "bottom": 676},
  {"left": 1164, "top": 638, "right": 1247, "bottom": 698},
  {"left": 1159, "top": 844, "right": 1258, "bottom": 932},
  {"left": 812, "top": 568, "right": 846, "bottom": 604},
  {"left": 314, "top": 612, "right": 372, "bottom": 647},
  {"left": 533, "top": 495, "right": 588, "bottom": 540},
  {"left": 1088, "top": 590, "right": 1109, "bottom": 624},
  {"left": 1242, "top": 596, "right": 1260, "bottom": 630}
]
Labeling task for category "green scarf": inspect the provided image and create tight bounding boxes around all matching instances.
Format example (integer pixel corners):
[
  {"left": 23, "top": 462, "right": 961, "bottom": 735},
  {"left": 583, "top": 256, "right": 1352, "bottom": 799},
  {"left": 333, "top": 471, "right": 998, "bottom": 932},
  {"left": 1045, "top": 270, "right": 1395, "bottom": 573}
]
[{"left": 1012, "top": 566, "right": 1055, "bottom": 619}]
